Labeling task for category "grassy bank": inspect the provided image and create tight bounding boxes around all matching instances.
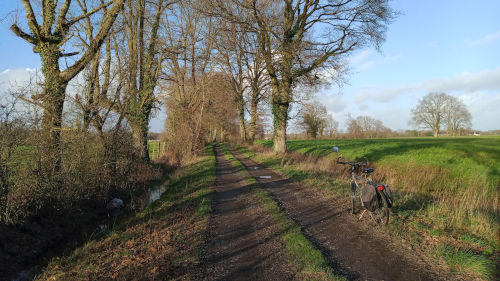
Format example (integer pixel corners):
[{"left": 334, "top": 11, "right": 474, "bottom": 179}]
[
  {"left": 219, "top": 144, "right": 346, "bottom": 281},
  {"left": 238, "top": 138, "right": 498, "bottom": 280},
  {"left": 35, "top": 145, "right": 215, "bottom": 280}
]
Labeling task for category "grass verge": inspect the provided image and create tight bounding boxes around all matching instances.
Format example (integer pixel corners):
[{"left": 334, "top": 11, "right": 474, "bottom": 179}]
[
  {"left": 35, "top": 145, "right": 216, "bottom": 280},
  {"left": 233, "top": 143, "right": 497, "bottom": 280},
  {"left": 219, "top": 143, "right": 346, "bottom": 281},
  {"left": 431, "top": 245, "right": 495, "bottom": 278}
]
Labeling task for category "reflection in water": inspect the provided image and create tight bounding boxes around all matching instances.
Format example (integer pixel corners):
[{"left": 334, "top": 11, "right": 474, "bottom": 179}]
[{"left": 148, "top": 184, "right": 167, "bottom": 205}]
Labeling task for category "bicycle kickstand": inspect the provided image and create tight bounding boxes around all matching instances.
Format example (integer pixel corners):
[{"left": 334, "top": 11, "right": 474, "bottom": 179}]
[{"left": 358, "top": 209, "right": 367, "bottom": 220}]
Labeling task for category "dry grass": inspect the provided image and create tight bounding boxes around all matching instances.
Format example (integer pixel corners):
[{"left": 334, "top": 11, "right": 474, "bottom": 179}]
[
  {"left": 238, "top": 141, "right": 499, "bottom": 280},
  {"left": 35, "top": 146, "right": 215, "bottom": 280},
  {"left": 247, "top": 141, "right": 499, "bottom": 244}
]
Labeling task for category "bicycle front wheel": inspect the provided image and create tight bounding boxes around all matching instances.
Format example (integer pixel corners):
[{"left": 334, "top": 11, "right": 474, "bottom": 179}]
[{"left": 370, "top": 189, "right": 390, "bottom": 225}]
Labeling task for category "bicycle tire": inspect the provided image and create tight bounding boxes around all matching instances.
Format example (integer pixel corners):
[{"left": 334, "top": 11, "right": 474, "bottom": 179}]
[
  {"left": 350, "top": 182, "right": 356, "bottom": 214},
  {"left": 370, "top": 189, "right": 390, "bottom": 225}
]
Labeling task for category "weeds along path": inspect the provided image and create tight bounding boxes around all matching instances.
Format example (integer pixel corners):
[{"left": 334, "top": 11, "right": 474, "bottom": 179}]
[
  {"left": 201, "top": 146, "right": 297, "bottom": 280},
  {"left": 227, "top": 145, "right": 441, "bottom": 281}
]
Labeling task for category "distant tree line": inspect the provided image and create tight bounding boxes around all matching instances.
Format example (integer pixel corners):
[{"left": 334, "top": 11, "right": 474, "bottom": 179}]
[{"left": 294, "top": 91, "right": 473, "bottom": 139}]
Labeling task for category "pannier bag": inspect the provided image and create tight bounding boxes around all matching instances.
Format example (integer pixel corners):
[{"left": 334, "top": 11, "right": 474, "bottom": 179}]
[
  {"left": 382, "top": 185, "right": 394, "bottom": 208},
  {"left": 361, "top": 184, "right": 378, "bottom": 212}
]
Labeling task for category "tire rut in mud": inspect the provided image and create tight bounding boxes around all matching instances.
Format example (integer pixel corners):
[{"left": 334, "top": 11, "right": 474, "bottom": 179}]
[
  {"left": 200, "top": 146, "right": 297, "bottom": 280},
  {"left": 227, "top": 145, "right": 442, "bottom": 281}
]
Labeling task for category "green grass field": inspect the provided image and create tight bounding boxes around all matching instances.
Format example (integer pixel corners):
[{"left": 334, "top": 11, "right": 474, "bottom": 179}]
[
  {"left": 257, "top": 137, "right": 500, "bottom": 191},
  {"left": 250, "top": 136, "right": 499, "bottom": 279}
]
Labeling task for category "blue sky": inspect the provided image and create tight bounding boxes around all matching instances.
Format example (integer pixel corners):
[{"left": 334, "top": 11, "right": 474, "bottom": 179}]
[
  {"left": 1, "top": 0, "right": 500, "bottom": 132},
  {"left": 317, "top": 0, "right": 500, "bottom": 132}
]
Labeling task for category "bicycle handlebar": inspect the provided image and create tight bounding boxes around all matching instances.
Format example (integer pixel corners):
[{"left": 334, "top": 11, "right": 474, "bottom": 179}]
[{"left": 337, "top": 156, "right": 368, "bottom": 167}]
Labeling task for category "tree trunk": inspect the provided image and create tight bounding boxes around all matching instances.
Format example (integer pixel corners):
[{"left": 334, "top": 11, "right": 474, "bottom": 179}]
[
  {"left": 130, "top": 120, "right": 150, "bottom": 161},
  {"left": 272, "top": 98, "right": 288, "bottom": 153},
  {"left": 273, "top": 116, "right": 287, "bottom": 153},
  {"left": 433, "top": 118, "right": 440, "bottom": 137},
  {"left": 238, "top": 99, "right": 246, "bottom": 143},
  {"left": 39, "top": 45, "right": 68, "bottom": 182},
  {"left": 271, "top": 76, "right": 291, "bottom": 153},
  {"left": 433, "top": 115, "right": 440, "bottom": 137},
  {"left": 248, "top": 98, "right": 258, "bottom": 143}
]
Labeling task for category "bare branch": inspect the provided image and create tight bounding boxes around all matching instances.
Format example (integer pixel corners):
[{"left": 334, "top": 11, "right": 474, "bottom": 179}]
[
  {"left": 60, "top": 0, "right": 125, "bottom": 82},
  {"left": 19, "top": 0, "right": 41, "bottom": 40},
  {"left": 55, "top": 0, "right": 72, "bottom": 35},
  {"left": 61, "top": 51, "right": 80, "bottom": 57},
  {"left": 66, "top": 1, "right": 114, "bottom": 27},
  {"left": 10, "top": 24, "right": 37, "bottom": 45}
]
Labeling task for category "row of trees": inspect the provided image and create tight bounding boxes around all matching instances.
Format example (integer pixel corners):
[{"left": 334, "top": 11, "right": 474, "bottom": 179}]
[{"left": 11, "top": 0, "right": 396, "bottom": 172}]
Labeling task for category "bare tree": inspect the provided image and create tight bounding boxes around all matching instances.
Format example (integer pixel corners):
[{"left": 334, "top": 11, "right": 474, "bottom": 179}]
[
  {"left": 244, "top": 36, "right": 269, "bottom": 144},
  {"left": 72, "top": 19, "right": 129, "bottom": 177},
  {"left": 214, "top": 20, "right": 248, "bottom": 143},
  {"left": 98, "top": 0, "right": 171, "bottom": 160},
  {"left": 411, "top": 92, "right": 461, "bottom": 137},
  {"left": 444, "top": 96, "right": 472, "bottom": 136},
  {"left": 297, "top": 101, "right": 328, "bottom": 138},
  {"left": 347, "top": 115, "right": 390, "bottom": 138},
  {"left": 10, "top": 0, "right": 125, "bottom": 180},
  {"left": 203, "top": 72, "right": 240, "bottom": 143},
  {"left": 162, "top": 0, "right": 216, "bottom": 158},
  {"left": 321, "top": 114, "right": 338, "bottom": 138},
  {"left": 210, "top": 0, "right": 395, "bottom": 152}
]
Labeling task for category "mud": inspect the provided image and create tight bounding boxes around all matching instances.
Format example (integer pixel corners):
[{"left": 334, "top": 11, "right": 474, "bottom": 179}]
[
  {"left": 227, "top": 145, "right": 451, "bottom": 281},
  {"left": 200, "top": 146, "right": 297, "bottom": 280}
]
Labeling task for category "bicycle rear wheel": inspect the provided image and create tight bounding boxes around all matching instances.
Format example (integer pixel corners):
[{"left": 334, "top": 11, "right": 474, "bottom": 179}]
[
  {"left": 370, "top": 190, "right": 390, "bottom": 225},
  {"left": 350, "top": 182, "right": 356, "bottom": 214}
]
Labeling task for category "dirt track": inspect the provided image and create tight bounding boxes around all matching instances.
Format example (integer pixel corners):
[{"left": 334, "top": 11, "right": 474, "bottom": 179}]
[
  {"left": 225, "top": 145, "right": 447, "bottom": 281},
  {"left": 201, "top": 146, "right": 297, "bottom": 280}
]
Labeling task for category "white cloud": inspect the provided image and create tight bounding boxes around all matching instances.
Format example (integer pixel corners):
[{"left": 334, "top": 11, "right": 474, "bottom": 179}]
[
  {"left": 356, "top": 61, "right": 376, "bottom": 71},
  {"left": 347, "top": 49, "right": 402, "bottom": 73},
  {"left": 0, "top": 68, "right": 37, "bottom": 92},
  {"left": 470, "top": 29, "right": 500, "bottom": 46},
  {"left": 374, "top": 107, "right": 412, "bottom": 130},
  {"left": 355, "top": 67, "right": 500, "bottom": 103},
  {"left": 382, "top": 54, "right": 402, "bottom": 64},
  {"left": 347, "top": 49, "right": 377, "bottom": 72},
  {"left": 348, "top": 49, "right": 372, "bottom": 65},
  {"left": 459, "top": 92, "right": 500, "bottom": 130},
  {"left": 318, "top": 93, "right": 347, "bottom": 113}
]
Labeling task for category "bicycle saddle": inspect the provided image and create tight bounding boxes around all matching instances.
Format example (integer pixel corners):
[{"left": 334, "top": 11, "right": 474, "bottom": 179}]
[{"left": 362, "top": 168, "right": 374, "bottom": 174}]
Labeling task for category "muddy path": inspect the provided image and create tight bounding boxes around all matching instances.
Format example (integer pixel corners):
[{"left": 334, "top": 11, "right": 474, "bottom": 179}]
[
  {"left": 227, "top": 146, "right": 447, "bottom": 281},
  {"left": 200, "top": 146, "right": 297, "bottom": 280}
]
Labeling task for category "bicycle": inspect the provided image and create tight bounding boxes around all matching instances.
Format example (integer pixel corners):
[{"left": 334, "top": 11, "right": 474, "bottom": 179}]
[{"left": 337, "top": 156, "right": 391, "bottom": 225}]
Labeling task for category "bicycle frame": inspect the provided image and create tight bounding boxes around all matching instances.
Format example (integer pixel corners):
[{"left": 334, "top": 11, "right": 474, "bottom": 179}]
[
  {"left": 338, "top": 156, "right": 390, "bottom": 225},
  {"left": 351, "top": 170, "right": 371, "bottom": 212}
]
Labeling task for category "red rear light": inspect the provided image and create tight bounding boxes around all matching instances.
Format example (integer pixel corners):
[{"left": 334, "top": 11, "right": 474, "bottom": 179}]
[{"left": 377, "top": 185, "right": 385, "bottom": 191}]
